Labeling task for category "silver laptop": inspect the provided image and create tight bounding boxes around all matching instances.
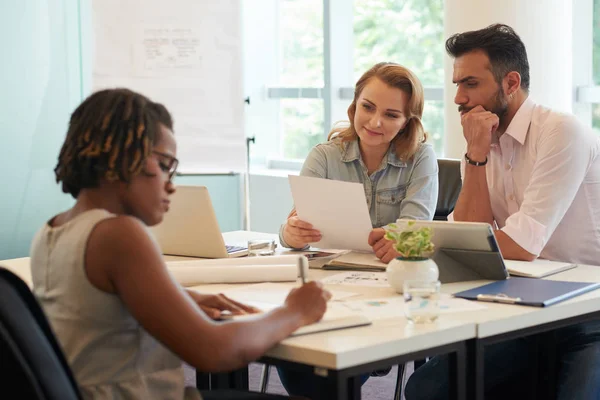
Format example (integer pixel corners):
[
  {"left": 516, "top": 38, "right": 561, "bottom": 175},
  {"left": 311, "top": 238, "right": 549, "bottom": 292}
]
[{"left": 151, "top": 185, "right": 248, "bottom": 258}]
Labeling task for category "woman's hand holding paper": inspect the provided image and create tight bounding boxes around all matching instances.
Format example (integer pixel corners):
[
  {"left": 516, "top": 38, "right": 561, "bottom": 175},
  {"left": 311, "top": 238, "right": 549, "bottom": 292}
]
[{"left": 283, "top": 209, "right": 322, "bottom": 249}]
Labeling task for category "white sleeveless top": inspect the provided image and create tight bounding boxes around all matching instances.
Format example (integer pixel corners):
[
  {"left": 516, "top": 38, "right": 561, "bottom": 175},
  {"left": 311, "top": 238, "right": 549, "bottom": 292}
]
[{"left": 30, "top": 209, "right": 191, "bottom": 400}]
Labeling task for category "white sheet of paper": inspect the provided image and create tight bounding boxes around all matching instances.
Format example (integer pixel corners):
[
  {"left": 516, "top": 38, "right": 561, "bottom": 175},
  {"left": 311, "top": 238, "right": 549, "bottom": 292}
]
[
  {"left": 221, "top": 282, "right": 359, "bottom": 309},
  {"left": 328, "top": 295, "right": 487, "bottom": 321},
  {"left": 289, "top": 175, "right": 373, "bottom": 252},
  {"left": 92, "top": 0, "right": 246, "bottom": 173},
  {"left": 320, "top": 272, "right": 390, "bottom": 287}
]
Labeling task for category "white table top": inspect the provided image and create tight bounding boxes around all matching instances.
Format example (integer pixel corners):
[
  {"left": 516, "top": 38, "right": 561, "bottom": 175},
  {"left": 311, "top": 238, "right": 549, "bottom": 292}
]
[
  {"left": 220, "top": 231, "right": 600, "bottom": 339},
  {"left": 4, "top": 230, "right": 600, "bottom": 369},
  {"left": 188, "top": 267, "right": 476, "bottom": 369}
]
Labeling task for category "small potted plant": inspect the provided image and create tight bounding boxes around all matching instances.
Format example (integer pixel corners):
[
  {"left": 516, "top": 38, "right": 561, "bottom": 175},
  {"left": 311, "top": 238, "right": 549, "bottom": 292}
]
[{"left": 384, "top": 220, "right": 439, "bottom": 293}]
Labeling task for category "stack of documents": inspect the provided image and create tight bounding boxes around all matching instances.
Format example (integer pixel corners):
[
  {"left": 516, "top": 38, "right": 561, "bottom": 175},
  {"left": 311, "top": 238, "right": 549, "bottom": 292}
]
[
  {"left": 166, "top": 255, "right": 307, "bottom": 286},
  {"left": 323, "top": 251, "right": 387, "bottom": 271},
  {"left": 504, "top": 259, "right": 577, "bottom": 278}
]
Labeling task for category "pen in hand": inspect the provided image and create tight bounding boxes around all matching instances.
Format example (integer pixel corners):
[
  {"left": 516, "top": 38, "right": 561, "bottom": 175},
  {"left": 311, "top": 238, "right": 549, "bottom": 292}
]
[{"left": 298, "top": 256, "right": 308, "bottom": 284}]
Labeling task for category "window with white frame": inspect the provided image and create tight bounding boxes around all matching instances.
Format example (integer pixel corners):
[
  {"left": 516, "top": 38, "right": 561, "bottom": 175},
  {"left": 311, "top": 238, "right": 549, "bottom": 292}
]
[
  {"left": 353, "top": 0, "right": 444, "bottom": 154},
  {"left": 243, "top": 0, "right": 445, "bottom": 170},
  {"left": 593, "top": 0, "right": 600, "bottom": 132}
]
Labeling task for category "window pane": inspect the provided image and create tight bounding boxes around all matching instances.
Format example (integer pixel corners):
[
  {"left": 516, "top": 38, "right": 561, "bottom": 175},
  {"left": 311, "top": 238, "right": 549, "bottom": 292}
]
[
  {"left": 353, "top": 0, "right": 444, "bottom": 86},
  {"left": 593, "top": 0, "right": 600, "bottom": 134},
  {"left": 423, "top": 100, "right": 444, "bottom": 155},
  {"left": 594, "top": 0, "right": 600, "bottom": 85},
  {"left": 279, "top": 0, "right": 323, "bottom": 86},
  {"left": 281, "top": 99, "right": 325, "bottom": 159}
]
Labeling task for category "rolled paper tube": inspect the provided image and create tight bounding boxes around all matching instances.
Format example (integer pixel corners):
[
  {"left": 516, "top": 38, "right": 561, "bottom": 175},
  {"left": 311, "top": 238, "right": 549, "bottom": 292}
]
[{"left": 168, "top": 263, "right": 299, "bottom": 286}]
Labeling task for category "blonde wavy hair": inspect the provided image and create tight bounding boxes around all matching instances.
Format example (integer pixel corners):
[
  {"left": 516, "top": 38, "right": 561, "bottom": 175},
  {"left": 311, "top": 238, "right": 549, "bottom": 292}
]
[{"left": 328, "top": 62, "right": 427, "bottom": 161}]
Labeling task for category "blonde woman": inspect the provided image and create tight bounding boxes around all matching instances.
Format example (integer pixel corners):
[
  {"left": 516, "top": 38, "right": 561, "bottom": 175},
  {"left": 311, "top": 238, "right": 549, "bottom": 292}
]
[
  {"left": 277, "top": 63, "right": 438, "bottom": 398},
  {"left": 281, "top": 62, "right": 439, "bottom": 264}
]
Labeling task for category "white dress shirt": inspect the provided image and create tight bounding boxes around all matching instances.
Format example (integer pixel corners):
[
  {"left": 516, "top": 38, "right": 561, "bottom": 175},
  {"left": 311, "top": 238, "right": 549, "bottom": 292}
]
[{"left": 454, "top": 97, "right": 600, "bottom": 265}]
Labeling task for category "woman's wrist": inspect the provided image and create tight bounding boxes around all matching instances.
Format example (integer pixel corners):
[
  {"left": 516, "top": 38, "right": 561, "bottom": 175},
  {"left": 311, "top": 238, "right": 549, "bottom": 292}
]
[{"left": 278, "top": 304, "right": 306, "bottom": 329}]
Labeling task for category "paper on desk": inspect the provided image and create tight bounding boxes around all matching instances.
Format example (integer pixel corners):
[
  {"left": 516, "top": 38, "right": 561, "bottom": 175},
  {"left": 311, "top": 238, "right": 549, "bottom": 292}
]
[
  {"left": 221, "top": 282, "right": 359, "bottom": 310},
  {"left": 289, "top": 175, "right": 373, "bottom": 252},
  {"left": 328, "top": 295, "right": 487, "bottom": 321},
  {"left": 320, "top": 272, "right": 390, "bottom": 287},
  {"left": 504, "top": 259, "right": 576, "bottom": 278},
  {"left": 324, "top": 251, "right": 387, "bottom": 271}
]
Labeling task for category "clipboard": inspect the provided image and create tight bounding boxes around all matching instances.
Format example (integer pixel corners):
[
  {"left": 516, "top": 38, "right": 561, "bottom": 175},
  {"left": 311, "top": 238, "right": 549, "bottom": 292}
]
[{"left": 453, "top": 277, "right": 600, "bottom": 307}]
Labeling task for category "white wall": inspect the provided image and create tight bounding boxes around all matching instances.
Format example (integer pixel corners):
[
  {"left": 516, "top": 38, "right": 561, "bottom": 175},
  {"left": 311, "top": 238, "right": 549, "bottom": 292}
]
[
  {"left": 443, "top": 0, "right": 574, "bottom": 158},
  {"left": 248, "top": 170, "right": 296, "bottom": 233}
]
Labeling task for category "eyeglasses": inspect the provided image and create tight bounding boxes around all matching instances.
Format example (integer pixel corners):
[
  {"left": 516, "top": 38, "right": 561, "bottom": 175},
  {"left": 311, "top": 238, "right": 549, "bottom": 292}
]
[{"left": 152, "top": 150, "right": 179, "bottom": 181}]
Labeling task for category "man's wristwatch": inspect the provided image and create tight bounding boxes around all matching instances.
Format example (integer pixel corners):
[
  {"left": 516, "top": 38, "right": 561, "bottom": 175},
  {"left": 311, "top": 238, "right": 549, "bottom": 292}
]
[{"left": 464, "top": 153, "right": 488, "bottom": 166}]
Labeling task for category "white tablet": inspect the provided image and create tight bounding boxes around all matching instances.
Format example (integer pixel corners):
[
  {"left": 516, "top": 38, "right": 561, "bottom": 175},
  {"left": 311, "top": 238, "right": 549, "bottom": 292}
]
[{"left": 404, "top": 221, "right": 508, "bottom": 283}]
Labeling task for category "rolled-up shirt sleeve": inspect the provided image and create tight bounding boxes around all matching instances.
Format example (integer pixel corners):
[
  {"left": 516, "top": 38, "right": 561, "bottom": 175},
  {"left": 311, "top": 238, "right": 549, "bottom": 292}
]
[
  {"left": 398, "top": 144, "right": 439, "bottom": 220},
  {"left": 501, "top": 118, "right": 595, "bottom": 255}
]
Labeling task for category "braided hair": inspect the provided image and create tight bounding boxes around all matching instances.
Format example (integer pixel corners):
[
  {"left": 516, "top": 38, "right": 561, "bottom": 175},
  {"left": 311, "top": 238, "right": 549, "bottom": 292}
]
[{"left": 55, "top": 88, "right": 173, "bottom": 198}]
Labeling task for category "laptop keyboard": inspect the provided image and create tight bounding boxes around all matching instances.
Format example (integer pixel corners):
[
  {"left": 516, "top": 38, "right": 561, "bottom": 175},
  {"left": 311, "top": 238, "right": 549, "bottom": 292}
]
[{"left": 225, "top": 245, "right": 247, "bottom": 253}]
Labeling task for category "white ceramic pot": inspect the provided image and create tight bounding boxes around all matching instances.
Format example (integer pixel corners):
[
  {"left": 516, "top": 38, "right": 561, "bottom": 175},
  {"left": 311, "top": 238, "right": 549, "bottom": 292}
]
[{"left": 386, "top": 257, "right": 439, "bottom": 294}]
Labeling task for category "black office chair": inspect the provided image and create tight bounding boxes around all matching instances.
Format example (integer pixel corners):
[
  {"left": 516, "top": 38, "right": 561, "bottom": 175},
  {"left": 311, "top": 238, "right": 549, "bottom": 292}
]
[
  {"left": 434, "top": 158, "right": 462, "bottom": 221},
  {"left": 0, "top": 267, "right": 82, "bottom": 400}
]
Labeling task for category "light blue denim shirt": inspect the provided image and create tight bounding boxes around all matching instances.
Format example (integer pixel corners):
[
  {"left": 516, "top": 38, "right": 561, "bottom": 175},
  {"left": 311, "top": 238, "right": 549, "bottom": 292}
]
[{"left": 280, "top": 138, "right": 439, "bottom": 248}]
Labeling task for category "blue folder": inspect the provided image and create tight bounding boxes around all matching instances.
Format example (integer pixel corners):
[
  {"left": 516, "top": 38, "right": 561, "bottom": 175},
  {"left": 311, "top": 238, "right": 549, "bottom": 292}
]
[{"left": 453, "top": 277, "right": 600, "bottom": 307}]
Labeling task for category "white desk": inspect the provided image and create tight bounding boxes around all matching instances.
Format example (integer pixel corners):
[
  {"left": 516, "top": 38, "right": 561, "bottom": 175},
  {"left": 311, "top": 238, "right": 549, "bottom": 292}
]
[
  {"left": 437, "top": 265, "right": 600, "bottom": 400},
  {"left": 188, "top": 232, "right": 475, "bottom": 399},
  {"left": 219, "top": 232, "right": 600, "bottom": 400}
]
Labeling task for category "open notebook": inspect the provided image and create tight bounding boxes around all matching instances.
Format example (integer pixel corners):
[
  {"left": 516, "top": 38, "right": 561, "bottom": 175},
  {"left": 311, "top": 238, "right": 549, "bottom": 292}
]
[
  {"left": 219, "top": 308, "right": 371, "bottom": 337},
  {"left": 323, "top": 252, "right": 387, "bottom": 271},
  {"left": 288, "top": 314, "right": 371, "bottom": 336},
  {"left": 504, "top": 259, "right": 577, "bottom": 278},
  {"left": 217, "top": 283, "right": 371, "bottom": 336}
]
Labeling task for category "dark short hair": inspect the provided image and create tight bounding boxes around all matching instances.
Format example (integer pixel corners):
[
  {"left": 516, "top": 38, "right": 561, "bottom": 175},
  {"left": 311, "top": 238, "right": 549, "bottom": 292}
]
[
  {"left": 54, "top": 88, "right": 173, "bottom": 198},
  {"left": 445, "top": 23, "right": 530, "bottom": 92}
]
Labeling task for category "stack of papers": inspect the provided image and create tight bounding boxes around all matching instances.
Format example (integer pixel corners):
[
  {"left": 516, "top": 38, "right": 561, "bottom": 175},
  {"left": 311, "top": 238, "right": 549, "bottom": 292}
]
[
  {"left": 328, "top": 295, "right": 487, "bottom": 320},
  {"left": 504, "top": 259, "right": 576, "bottom": 278},
  {"left": 324, "top": 252, "right": 387, "bottom": 271},
  {"left": 320, "top": 271, "right": 390, "bottom": 287}
]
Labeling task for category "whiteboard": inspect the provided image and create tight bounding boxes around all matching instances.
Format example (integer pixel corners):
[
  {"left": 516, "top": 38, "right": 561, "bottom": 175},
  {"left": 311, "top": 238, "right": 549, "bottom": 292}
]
[{"left": 92, "top": 0, "right": 245, "bottom": 173}]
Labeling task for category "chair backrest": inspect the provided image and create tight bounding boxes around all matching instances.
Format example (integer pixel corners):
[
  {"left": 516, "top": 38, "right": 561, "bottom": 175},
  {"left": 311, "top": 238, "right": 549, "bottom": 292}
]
[
  {"left": 0, "top": 267, "right": 81, "bottom": 400},
  {"left": 435, "top": 158, "right": 462, "bottom": 221}
]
